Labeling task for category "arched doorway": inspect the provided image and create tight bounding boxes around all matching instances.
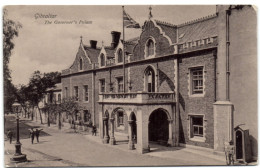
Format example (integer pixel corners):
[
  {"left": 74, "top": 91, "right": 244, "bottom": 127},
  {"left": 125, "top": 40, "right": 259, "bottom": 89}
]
[
  {"left": 236, "top": 130, "right": 243, "bottom": 159},
  {"left": 149, "top": 109, "right": 169, "bottom": 143}
]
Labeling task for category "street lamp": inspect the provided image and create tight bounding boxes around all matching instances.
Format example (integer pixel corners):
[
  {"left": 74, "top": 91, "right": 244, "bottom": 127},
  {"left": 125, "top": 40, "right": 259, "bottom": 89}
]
[{"left": 10, "top": 99, "right": 27, "bottom": 162}]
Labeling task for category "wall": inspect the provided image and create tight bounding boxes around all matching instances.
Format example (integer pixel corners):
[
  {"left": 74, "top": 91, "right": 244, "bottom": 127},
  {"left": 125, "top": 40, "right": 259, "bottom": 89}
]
[
  {"left": 229, "top": 6, "right": 257, "bottom": 158},
  {"left": 178, "top": 50, "right": 216, "bottom": 148}
]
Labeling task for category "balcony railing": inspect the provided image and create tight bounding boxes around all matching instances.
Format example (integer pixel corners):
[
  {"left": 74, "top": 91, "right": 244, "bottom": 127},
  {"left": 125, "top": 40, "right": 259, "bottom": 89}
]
[{"left": 98, "top": 91, "right": 175, "bottom": 104}]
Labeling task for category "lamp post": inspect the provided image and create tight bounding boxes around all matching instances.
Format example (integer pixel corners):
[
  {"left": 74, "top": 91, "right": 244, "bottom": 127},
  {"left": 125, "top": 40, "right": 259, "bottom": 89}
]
[{"left": 10, "top": 99, "right": 27, "bottom": 162}]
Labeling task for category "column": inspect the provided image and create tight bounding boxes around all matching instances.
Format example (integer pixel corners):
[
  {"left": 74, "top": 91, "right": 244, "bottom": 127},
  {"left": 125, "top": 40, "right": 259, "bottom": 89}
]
[
  {"left": 128, "top": 120, "right": 135, "bottom": 150},
  {"left": 110, "top": 118, "right": 116, "bottom": 145},
  {"left": 167, "top": 119, "right": 174, "bottom": 146},
  {"left": 102, "top": 117, "right": 109, "bottom": 144}
]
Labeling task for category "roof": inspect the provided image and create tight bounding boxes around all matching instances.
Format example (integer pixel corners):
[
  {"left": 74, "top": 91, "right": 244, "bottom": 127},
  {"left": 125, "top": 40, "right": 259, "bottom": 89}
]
[
  {"left": 177, "top": 13, "right": 218, "bottom": 43},
  {"left": 104, "top": 47, "right": 115, "bottom": 58},
  {"left": 46, "top": 83, "right": 62, "bottom": 92},
  {"left": 83, "top": 45, "right": 101, "bottom": 64},
  {"left": 155, "top": 20, "right": 177, "bottom": 43}
]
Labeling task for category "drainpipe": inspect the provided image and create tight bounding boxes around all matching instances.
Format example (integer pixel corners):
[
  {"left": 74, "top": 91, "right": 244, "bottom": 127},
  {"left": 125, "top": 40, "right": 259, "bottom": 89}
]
[
  {"left": 156, "top": 62, "right": 159, "bottom": 92},
  {"left": 214, "top": 50, "right": 217, "bottom": 102},
  {"left": 226, "top": 8, "right": 231, "bottom": 101},
  {"left": 92, "top": 64, "right": 96, "bottom": 125},
  {"left": 175, "top": 58, "right": 180, "bottom": 146}
]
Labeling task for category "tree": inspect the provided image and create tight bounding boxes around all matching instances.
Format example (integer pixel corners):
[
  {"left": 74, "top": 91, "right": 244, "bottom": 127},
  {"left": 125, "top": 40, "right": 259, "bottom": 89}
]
[
  {"left": 27, "top": 71, "right": 60, "bottom": 124},
  {"left": 59, "top": 97, "right": 82, "bottom": 131},
  {"left": 3, "top": 9, "right": 22, "bottom": 113},
  {"left": 16, "top": 84, "right": 31, "bottom": 118}
]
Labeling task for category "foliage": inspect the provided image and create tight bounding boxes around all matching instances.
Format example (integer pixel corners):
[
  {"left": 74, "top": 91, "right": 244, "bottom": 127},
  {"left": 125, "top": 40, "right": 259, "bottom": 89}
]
[
  {"left": 59, "top": 97, "right": 82, "bottom": 121},
  {"left": 3, "top": 9, "right": 22, "bottom": 112}
]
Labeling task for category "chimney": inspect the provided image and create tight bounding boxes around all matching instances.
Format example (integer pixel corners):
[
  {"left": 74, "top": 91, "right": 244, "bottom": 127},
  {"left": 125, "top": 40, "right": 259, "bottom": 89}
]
[
  {"left": 111, "top": 31, "right": 121, "bottom": 49},
  {"left": 90, "top": 40, "right": 97, "bottom": 49}
]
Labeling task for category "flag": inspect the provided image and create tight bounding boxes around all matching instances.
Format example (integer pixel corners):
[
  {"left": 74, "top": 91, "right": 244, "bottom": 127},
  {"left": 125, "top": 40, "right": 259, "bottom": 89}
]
[{"left": 123, "top": 9, "right": 140, "bottom": 28}]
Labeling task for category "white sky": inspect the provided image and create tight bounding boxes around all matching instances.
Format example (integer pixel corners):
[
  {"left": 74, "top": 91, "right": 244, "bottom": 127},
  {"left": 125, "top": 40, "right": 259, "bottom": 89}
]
[{"left": 6, "top": 5, "right": 217, "bottom": 85}]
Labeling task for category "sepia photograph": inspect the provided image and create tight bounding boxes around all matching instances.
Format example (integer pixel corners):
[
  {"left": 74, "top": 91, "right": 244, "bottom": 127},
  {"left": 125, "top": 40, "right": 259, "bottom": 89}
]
[{"left": 3, "top": 4, "right": 258, "bottom": 167}]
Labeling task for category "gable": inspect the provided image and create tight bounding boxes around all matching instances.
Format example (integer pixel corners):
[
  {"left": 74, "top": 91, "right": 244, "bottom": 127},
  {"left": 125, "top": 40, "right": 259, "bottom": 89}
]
[
  {"left": 70, "top": 44, "right": 93, "bottom": 73},
  {"left": 131, "top": 20, "right": 176, "bottom": 61}
]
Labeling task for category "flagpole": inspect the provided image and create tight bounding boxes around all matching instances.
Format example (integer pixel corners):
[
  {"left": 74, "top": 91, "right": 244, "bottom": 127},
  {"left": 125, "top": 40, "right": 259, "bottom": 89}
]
[{"left": 122, "top": 6, "right": 126, "bottom": 93}]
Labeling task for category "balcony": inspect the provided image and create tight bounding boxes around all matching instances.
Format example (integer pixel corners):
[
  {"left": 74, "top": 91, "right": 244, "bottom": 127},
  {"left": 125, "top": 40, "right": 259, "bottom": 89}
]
[{"left": 98, "top": 91, "right": 175, "bottom": 105}]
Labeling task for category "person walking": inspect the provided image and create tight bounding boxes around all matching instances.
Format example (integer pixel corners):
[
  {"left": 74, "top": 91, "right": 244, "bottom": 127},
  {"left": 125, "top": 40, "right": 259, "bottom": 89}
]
[
  {"left": 92, "top": 125, "right": 97, "bottom": 136},
  {"left": 35, "top": 128, "right": 43, "bottom": 143},
  {"left": 29, "top": 128, "right": 35, "bottom": 144},
  {"left": 7, "top": 130, "right": 13, "bottom": 144}
]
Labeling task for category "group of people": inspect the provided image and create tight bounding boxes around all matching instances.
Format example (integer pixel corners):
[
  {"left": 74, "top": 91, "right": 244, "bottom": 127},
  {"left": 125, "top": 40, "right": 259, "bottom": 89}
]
[
  {"left": 6, "top": 128, "right": 43, "bottom": 145},
  {"left": 29, "top": 128, "right": 43, "bottom": 144}
]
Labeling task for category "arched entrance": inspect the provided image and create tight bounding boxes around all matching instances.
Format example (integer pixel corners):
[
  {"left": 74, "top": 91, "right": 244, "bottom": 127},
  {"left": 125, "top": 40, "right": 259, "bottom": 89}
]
[
  {"left": 149, "top": 109, "right": 169, "bottom": 144},
  {"left": 236, "top": 130, "right": 243, "bottom": 159}
]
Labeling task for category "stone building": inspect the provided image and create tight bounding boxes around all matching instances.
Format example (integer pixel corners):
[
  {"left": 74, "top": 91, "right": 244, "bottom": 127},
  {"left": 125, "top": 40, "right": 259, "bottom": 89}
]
[{"left": 61, "top": 5, "right": 257, "bottom": 160}]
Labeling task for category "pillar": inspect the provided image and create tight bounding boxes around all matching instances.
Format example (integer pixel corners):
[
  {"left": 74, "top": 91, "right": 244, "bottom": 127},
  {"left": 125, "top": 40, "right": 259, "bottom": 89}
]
[
  {"left": 167, "top": 119, "right": 174, "bottom": 146},
  {"left": 102, "top": 117, "right": 109, "bottom": 144},
  {"left": 136, "top": 110, "right": 150, "bottom": 154},
  {"left": 213, "top": 101, "right": 234, "bottom": 151},
  {"left": 128, "top": 120, "right": 135, "bottom": 150},
  {"left": 110, "top": 118, "right": 116, "bottom": 145}
]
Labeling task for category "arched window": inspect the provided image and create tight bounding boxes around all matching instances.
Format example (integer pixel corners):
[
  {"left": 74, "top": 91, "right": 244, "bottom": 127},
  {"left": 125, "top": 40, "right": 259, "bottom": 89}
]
[
  {"left": 100, "top": 54, "right": 105, "bottom": 67},
  {"left": 144, "top": 66, "right": 155, "bottom": 92},
  {"left": 79, "top": 58, "right": 83, "bottom": 70},
  {"left": 117, "top": 49, "right": 123, "bottom": 63},
  {"left": 147, "top": 39, "right": 154, "bottom": 57}
]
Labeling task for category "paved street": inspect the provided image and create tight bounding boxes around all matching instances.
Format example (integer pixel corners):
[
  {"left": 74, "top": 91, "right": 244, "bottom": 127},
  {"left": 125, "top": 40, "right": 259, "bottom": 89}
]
[{"left": 4, "top": 114, "right": 228, "bottom": 167}]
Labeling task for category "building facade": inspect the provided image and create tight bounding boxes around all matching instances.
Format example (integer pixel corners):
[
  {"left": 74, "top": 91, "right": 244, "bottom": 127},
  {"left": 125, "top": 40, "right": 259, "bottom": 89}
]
[{"left": 61, "top": 5, "right": 257, "bottom": 160}]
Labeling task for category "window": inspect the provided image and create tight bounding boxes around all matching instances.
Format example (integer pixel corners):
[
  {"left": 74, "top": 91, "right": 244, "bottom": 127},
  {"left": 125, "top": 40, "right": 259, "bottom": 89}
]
[
  {"left": 65, "top": 87, "right": 68, "bottom": 98},
  {"left": 100, "top": 79, "right": 105, "bottom": 93},
  {"left": 100, "top": 54, "right": 105, "bottom": 67},
  {"left": 74, "top": 86, "right": 79, "bottom": 101},
  {"left": 79, "top": 58, "right": 83, "bottom": 70},
  {"left": 118, "top": 111, "right": 124, "bottom": 126},
  {"left": 117, "top": 49, "right": 123, "bottom": 63},
  {"left": 117, "top": 77, "right": 123, "bottom": 93},
  {"left": 190, "top": 116, "right": 204, "bottom": 138},
  {"left": 58, "top": 94, "right": 61, "bottom": 103},
  {"left": 144, "top": 66, "right": 155, "bottom": 92},
  {"left": 83, "top": 110, "right": 91, "bottom": 122},
  {"left": 75, "top": 110, "right": 79, "bottom": 121},
  {"left": 190, "top": 67, "right": 203, "bottom": 94},
  {"left": 147, "top": 39, "right": 154, "bottom": 57},
  {"left": 84, "top": 85, "right": 89, "bottom": 102}
]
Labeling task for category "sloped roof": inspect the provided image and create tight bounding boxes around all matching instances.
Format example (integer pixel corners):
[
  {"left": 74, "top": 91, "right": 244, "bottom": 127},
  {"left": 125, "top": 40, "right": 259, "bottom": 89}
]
[
  {"left": 83, "top": 45, "right": 101, "bottom": 63},
  {"left": 155, "top": 20, "right": 177, "bottom": 43},
  {"left": 177, "top": 14, "right": 218, "bottom": 43},
  {"left": 46, "top": 83, "right": 62, "bottom": 92},
  {"left": 104, "top": 47, "right": 115, "bottom": 58}
]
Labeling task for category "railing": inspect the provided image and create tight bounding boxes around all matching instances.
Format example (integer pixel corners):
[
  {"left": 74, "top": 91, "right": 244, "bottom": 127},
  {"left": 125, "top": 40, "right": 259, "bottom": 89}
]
[{"left": 98, "top": 91, "right": 175, "bottom": 104}]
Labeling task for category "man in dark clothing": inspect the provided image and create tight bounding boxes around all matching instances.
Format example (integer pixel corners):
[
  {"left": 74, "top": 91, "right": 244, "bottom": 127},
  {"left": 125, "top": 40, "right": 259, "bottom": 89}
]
[
  {"left": 92, "top": 125, "right": 97, "bottom": 136},
  {"left": 29, "top": 128, "right": 35, "bottom": 144},
  {"left": 7, "top": 130, "right": 13, "bottom": 144},
  {"left": 35, "top": 129, "right": 43, "bottom": 143}
]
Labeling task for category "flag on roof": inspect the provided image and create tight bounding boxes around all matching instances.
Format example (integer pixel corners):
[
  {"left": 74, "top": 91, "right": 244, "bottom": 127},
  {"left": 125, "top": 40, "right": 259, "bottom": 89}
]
[{"left": 123, "top": 9, "right": 141, "bottom": 28}]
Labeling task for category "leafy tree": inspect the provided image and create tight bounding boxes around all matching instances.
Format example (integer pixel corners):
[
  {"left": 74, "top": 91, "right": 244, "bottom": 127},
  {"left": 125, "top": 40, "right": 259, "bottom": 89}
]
[
  {"left": 59, "top": 97, "right": 82, "bottom": 131},
  {"left": 27, "top": 71, "right": 61, "bottom": 124},
  {"left": 16, "top": 84, "right": 31, "bottom": 117},
  {"left": 3, "top": 9, "right": 22, "bottom": 113}
]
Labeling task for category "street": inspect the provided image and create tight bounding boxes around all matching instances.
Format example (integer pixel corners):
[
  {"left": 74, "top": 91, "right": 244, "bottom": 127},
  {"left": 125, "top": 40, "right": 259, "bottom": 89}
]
[{"left": 4, "top": 115, "right": 226, "bottom": 167}]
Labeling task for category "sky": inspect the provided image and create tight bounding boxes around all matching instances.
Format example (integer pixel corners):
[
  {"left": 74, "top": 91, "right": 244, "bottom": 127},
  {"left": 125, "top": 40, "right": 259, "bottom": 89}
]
[{"left": 6, "top": 5, "right": 216, "bottom": 86}]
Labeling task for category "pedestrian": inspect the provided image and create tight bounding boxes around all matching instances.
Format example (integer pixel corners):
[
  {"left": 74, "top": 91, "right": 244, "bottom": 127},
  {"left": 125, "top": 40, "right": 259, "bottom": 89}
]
[
  {"left": 92, "top": 125, "right": 97, "bottom": 136},
  {"left": 29, "top": 128, "right": 35, "bottom": 144},
  {"left": 7, "top": 130, "right": 13, "bottom": 144},
  {"left": 35, "top": 128, "right": 43, "bottom": 143},
  {"left": 225, "top": 140, "right": 235, "bottom": 165}
]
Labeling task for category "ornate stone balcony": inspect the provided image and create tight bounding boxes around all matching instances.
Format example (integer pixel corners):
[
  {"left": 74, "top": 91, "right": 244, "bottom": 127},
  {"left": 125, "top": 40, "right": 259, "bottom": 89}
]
[{"left": 98, "top": 91, "right": 175, "bottom": 105}]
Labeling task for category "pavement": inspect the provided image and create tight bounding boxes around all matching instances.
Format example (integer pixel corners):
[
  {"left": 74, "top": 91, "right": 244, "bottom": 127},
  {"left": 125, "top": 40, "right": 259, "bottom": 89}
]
[{"left": 4, "top": 114, "right": 257, "bottom": 167}]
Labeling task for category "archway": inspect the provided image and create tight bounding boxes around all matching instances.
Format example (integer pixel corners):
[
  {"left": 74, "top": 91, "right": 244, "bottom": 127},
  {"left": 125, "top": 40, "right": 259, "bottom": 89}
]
[
  {"left": 236, "top": 130, "right": 243, "bottom": 159},
  {"left": 149, "top": 109, "right": 169, "bottom": 144}
]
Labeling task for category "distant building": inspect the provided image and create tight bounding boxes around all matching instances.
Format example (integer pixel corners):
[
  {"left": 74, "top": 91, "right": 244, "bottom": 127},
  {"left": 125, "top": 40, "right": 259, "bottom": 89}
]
[{"left": 61, "top": 5, "right": 257, "bottom": 161}]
